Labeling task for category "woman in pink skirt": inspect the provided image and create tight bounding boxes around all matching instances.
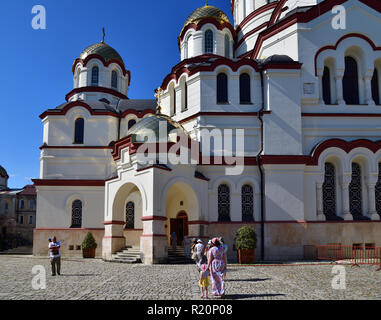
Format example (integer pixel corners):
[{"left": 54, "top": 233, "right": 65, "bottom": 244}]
[{"left": 207, "top": 237, "right": 226, "bottom": 298}]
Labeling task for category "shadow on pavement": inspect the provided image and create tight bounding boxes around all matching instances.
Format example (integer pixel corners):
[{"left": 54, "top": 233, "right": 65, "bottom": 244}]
[
  {"left": 58, "top": 274, "right": 100, "bottom": 277},
  {"left": 225, "top": 278, "right": 270, "bottom": 282},
  {"left": 226, "top": 293, "right": 286, "bottom": 300}
]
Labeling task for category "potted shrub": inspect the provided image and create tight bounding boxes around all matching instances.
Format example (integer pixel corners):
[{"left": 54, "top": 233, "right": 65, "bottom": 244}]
[
  {"left": 234, "top": 226, "right": 257, "bottom": 264},
  {"left": 81, "top": 232, "right": 97, "bottom": 258}
]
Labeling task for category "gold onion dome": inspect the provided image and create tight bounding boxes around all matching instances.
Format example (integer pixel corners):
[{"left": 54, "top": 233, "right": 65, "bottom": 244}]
[
  {"left": 77, "top": 42, "right": 125, "bottom": 67},
  {"left": 180, "top": 5, "right": 231, "bottom": 36}
]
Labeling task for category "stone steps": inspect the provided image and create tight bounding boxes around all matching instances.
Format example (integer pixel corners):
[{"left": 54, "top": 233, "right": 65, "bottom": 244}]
[
  {"left": 106, "top": 246, "right": 142, "bottom": 264},
  {"left": 168, "top": 246, "right": 194, "bottom": 265}
]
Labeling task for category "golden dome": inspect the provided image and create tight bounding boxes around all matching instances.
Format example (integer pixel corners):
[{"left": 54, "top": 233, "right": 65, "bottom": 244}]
[
  {"left": 180, "top": 5, "right": 231, "bottom": 36},
  {"left": 77, "top": 42, "right": 125, "bottom": 66}
]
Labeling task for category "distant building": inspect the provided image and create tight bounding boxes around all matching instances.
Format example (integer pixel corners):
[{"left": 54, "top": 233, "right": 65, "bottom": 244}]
[{"left": 0, "top": 166, "right": 36, "bottom": 248}]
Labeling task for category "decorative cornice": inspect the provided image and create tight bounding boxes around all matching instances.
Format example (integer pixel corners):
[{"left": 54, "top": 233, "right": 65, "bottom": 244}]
[{"left": 65, "top": 86, "right": 128, "bottom": 101}]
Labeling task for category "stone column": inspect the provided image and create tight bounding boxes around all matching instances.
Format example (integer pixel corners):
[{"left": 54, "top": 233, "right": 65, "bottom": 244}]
[
  {"left": 341, "top": 174, "right": 353, "bottom": 220},
  {"left": 317, "top": 74, "right": 325, "bottom": 105},
  {"left": 140, "top": 216, "right": 168, "bottom": 264},
  {"left": 366, "top": 174, "right": 380, "bottom": 220},
  {"left": 335, "top": 74, "right": 345, "bottom": 106},
  {"left": 364, "top": 73, "right": 376, "bottom": 106},
  {"left": 102, "top": 221, "right": 126, "bottom": 261},
  {"left": 316, "top": 183, "right": 326, "bottom": 221}
]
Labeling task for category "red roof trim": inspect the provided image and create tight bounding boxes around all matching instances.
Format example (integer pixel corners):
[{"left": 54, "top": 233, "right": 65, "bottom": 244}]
[
  {"left": 39, "top": 101, "right": 118, "bottom": 119},
  {"left": 302, "top": 113, "right": 381, "bottom": 118},
  {"left": 314, "top": 33, "right": 381, "bottom": 76},
  {"left": 309, "top": 139, "right": 381, "bottom": 165},
  {"left": 161, "top": 56, "right": 260, "bottom": 91},
  {"left": 32, "top": 179, "right": 106, "bottom": 187},
  {"left": 178, "top": 18, "right": 236, "bottom": 47},
  {"left": 235, "top": 22, "right": 268, "bottom": 50},
  {"left": 65, "top": 86, "right": 128, "bottom": 101},
  {"left": 236, "top": 2, "right": 278, "bottom": 34},
  {"left": 72, "top": 54, "right": 131, "bottom": 84},
  {"left": 141, "top": 216, "right": 167, "bottom": 221}
]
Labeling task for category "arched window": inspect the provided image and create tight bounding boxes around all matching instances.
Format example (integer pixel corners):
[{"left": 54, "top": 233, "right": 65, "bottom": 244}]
[
  {"left": 240, "top": 73, "right": 251, "bottom": 104},
  {"left": 71, "top": 200, "right": 82, "bottom": 228},
  {"left": 217, "top": 73, "right": 228, "bottom": 104},
  {"left": 128, "top": 119, "right": 136, "bottom": 130},
  {"left": 74, "top": 118, "right": 84, "bottom": 144},
  {"left": 242, "top": 184, "right": 254, "bottom": 222},
  {"left": 218, "top": 184, "right": 231, "bottom": 222},
  {"left": 224, "top": 34, "right": 230, "bottom": 58},
  {"left": 185, "top": 34, "right": 192, "bottom": 59},
  {"left": 376, "top": 163, "right": 381, "bottom": 216},
  {"left": 343, "top": 57, "right": 359, "bottom": 105},
  {"left": 322, "top": 66, "right": 332, "bottom": 105},
  {"left": 205, "top": 30, "right": 214, "bottom": 54},
  {"left": 371, "top": 69, "right": 380, "bottom": 105},
  {"left": 125, "top": 201, "right": 135, "bottom": 229},
  {"left": 91, "top": 66, "right": 99, "bottom": 86},
  {"left": 349, "top": 163, "right": 366, "bottom": 220},
  {"left": 323, "top": 163, "right": 340, "bottom": 220},
  {"left": 111, "top": 70, "right": 118, "bottom": 89}
]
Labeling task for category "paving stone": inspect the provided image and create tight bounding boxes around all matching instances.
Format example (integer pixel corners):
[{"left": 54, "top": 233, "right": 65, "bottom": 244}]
[{"left": 0, "top": 256, "right": 379, "bottom": 300}]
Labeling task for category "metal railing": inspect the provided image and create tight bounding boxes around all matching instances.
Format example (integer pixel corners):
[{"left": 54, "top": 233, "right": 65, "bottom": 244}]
[{"left": 316, "top": 244, "right": 381, "bottom": 270}]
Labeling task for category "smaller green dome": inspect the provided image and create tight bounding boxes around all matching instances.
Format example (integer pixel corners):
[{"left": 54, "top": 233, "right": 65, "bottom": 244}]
[
  {"left": 78, "top": 42, "right": 125, "bottom": 66},
  {"left": 129, "top": 114, "right": 189, "bottom": 143}
]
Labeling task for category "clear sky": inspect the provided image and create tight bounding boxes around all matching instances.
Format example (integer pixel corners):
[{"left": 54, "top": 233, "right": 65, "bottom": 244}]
[{"left": 0, "top": 0, "right": 233, "bottom": 188}]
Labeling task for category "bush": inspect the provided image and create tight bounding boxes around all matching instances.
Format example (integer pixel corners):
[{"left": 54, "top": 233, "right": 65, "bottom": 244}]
[
  {"left": 234, "top": 226, "right": 257, "bottom": 251},
  {"left": 81, "top": 232, "right": 97, "bottom": 249}
]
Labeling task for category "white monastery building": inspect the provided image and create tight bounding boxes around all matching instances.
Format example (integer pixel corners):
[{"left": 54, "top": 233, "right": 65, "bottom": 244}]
[{"left": 33, "top": 0, "right": 381, "bottom": 263}]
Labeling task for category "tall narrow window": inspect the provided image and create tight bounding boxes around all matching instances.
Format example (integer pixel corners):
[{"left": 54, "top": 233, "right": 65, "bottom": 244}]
[
  {"left": 349, "top": 163, "right": 365, "bottom": 220},
  {"left": 173, "top": 87, "right": 177, "bottom": 115},
  {"left": 240, "top": 73, "right": 251, "bottom": 104},
  {"left": 242, "top": 184, "right": 254, "bottom": 222},
  {"left": 322, "top": 66, "right": 332, "bottom": 105},
  {"left": 205, "top": 30, "right": 213, "bottom": 54},
  {"left": 91, "top": 66, "right": 99, "bottom": 86},
  {"left": 371, "top": 69, "right": 380, "bottom": 105},
  {"left": 184, "top": 82, "right": 188, "bottom": 110},
  {"left": 4, "top": 202, "right": 8, "bottom": 214},
  {"left": 125, "top": 201, "right": 135, "bottom": 229},
  {"left": 376, "top": 163, "right": 381, "bottom": 216},
  {"left": 111, "top": 70, "right": 118, "bottom": 89},
  {"left": 343, "top": 57, "right": 359, "bottom": 105},
  {"left": 71, "top": 200, "right": 82, "bottom": 228},
  {"left": 218, "top": 184, "right": 231, "bottom": 222},
  {"left": 128, "top": 119, "right": 136, "bottom": 130},
  {"left": 20, "top": 199, "right": 24, "bottom": 209},
  {"left": 323, "top": 163, "right": 339, "bottom": 220},
  {"left": 217, "top": 73, "right": 228, "bottom": 104},
  {"left": 74, "top": 118, "right": 84, "bottom": 144},
  {"left": 225, "top": 35, "right": 230, "bottom": 58},
  {"left": 185, "top": 34, "right": 192, "bottom": 59}
]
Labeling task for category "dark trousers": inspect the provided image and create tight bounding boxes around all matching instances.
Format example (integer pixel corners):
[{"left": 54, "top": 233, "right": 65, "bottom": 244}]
[{"left": 50, "top": 257, "right": 61, "bottom": 275}]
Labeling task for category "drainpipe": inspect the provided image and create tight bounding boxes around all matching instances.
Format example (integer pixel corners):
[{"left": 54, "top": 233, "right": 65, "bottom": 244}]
[
  {"left": 257, "top": 65, "right": 265, "bottom": 261},
  {"left": 116, "top": 99, "right": 122, "bottom": 141}
]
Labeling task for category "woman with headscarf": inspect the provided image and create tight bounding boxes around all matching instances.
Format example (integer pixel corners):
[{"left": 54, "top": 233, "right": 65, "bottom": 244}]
[{"left": 207, "top": 237, "right": 226, "bottom": 298}]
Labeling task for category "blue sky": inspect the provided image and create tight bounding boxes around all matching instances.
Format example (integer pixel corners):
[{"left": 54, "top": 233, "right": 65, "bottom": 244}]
[{"left": 0, "top": 0, "right": 233, "bottom": 188}]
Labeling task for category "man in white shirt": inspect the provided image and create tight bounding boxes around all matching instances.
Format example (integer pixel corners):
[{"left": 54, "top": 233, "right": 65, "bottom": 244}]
[{"left": 48, "top": 237, "right": 61, "bottom": 276}]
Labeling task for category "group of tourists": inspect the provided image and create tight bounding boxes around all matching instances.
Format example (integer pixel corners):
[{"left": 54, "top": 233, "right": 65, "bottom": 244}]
[{"left": 185, "top": 236, "right": 227, "bottom": 299}]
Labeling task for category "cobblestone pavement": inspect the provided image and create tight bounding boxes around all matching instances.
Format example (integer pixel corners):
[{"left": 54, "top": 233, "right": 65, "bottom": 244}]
[{"left": 0, "top": 256, "right": 380, "bottom": 300}]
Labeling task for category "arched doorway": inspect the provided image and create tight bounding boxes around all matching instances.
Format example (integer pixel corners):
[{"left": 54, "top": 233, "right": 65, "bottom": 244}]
[{"left": 170, "top": 211, "right": 189, "bottom": 245}]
